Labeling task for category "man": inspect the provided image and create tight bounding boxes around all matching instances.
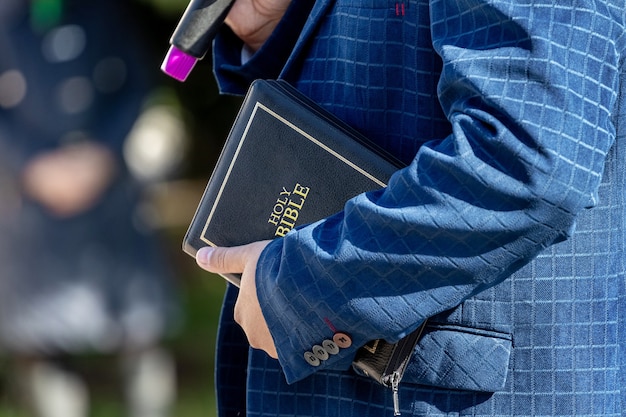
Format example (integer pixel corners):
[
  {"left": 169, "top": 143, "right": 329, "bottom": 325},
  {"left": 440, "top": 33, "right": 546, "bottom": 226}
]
[{"left": 196, "top": 0, "right": 626, "bottom": 415}]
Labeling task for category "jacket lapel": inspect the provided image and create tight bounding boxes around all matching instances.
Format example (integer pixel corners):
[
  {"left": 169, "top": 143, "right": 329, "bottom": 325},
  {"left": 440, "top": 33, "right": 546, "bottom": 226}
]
[{"left": 280, "top": 0, "right": 337, "bottom": 80}]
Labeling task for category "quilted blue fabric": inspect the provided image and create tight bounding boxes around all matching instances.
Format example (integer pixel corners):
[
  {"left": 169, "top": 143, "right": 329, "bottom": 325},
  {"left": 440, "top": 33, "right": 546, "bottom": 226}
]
[{"left": 212, "top": 0, "right": 626, "bottom": 415}]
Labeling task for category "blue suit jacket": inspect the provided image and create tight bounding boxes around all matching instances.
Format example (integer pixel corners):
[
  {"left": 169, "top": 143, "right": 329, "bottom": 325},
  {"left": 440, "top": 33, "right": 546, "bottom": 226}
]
[{"left": 212, "top": 0, "right": 626, "bottom": 415}]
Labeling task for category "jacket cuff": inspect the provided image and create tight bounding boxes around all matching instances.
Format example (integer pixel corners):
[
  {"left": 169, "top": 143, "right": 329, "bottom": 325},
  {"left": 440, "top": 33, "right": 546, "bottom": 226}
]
[{"left": 255, "top": 237, "right": 358, "bottom": 384}]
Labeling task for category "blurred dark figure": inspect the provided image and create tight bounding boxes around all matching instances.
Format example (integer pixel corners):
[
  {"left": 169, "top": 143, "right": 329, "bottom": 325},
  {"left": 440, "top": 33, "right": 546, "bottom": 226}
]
[{"left": 0, "top": 0, "right": 180, "bottom": 416}]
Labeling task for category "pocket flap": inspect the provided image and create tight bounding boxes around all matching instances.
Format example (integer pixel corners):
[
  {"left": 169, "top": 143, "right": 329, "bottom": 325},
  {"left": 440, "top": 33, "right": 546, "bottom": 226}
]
[{"left": 403, "top": 324, "right": 512, "bottom": 392}]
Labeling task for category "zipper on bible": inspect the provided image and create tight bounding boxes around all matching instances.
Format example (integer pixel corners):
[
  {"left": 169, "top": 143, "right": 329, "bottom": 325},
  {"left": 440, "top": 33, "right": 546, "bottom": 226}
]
[{"left": 379, "top": 323, "right": 428, "bottom": 416}]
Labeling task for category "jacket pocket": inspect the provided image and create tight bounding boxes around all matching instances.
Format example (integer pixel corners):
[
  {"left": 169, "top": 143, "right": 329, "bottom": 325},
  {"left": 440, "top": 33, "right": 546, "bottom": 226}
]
[{"left": 402, "top": 323, "right": 512, "bottom": 392}]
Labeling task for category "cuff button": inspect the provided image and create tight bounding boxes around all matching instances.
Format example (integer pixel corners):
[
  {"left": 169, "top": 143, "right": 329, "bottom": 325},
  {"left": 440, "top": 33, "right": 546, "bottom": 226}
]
[
  {"left": 322, "top": 339, "right": 340, "bottom": 355},
  {"left": 304, "top": 351, "right": 321, "bottom": 366},
  {"left": 312, "top": 344, "right": 330, "bottom": 361},
  {"left": 332, "top": 332, "right": 352, "bottom": 349}
]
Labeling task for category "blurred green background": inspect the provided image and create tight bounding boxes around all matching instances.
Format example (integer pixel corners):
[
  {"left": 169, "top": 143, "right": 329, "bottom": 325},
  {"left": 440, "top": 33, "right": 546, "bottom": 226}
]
[{"left": 0, "top": 1, "right": 245, "bottom": 415}]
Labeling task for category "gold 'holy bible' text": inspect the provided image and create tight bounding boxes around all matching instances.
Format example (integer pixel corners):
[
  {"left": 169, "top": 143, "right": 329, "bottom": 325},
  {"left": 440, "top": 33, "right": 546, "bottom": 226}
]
[{"left": 267, "top": 183, "right": 310, "bottom": 237}]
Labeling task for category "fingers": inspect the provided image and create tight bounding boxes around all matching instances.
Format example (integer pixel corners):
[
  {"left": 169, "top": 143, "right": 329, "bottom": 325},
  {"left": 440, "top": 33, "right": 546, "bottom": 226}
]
[
  {"left": 195, "top": 240, "right": 271, "bottom": 274},
  {"left": 196, "top": 242, "right": 278, "bottom": 358},
  {"left": 234, "top": 292, "right": 279, "bottom": 359},
  {"left": 196, "top": 246, "right": 247, "bottom": 274}
]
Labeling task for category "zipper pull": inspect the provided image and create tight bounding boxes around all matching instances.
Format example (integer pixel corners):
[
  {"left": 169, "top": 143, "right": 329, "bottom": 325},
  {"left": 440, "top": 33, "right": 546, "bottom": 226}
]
[{"left": 391, "top": 371, "right": 401, "bottom": 416}]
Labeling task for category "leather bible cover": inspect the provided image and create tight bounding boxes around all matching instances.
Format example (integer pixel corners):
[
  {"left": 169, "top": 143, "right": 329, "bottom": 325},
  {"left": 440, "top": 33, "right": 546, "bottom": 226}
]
[{"left": 183, "top": 79, "right": 404, "bottom": 286}]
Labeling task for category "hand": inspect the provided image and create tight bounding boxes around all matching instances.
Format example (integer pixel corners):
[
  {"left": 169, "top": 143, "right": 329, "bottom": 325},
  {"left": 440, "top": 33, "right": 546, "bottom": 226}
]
[
  {"left": 196, "top": 241, "right": 278, "bottom": 358},
  {"left": 225, "top": 0, "right": 292, "bottom": 52},
  {"left": 21, "top": 142, "right": 116, "bottom": 218}
]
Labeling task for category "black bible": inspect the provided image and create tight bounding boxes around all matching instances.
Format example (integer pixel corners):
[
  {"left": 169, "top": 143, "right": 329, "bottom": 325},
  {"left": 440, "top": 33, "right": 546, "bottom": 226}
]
[
  {"left": 183, "top": 79, "right": 427, "bottom": 415},
  {"left": 182, "top": 79, "right": 404, "bottom": 286}
]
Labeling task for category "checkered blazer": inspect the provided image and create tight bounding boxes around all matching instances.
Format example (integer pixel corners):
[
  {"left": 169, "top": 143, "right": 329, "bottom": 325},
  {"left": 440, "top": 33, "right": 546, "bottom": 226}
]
[{"left": 211, "top": 0, "right": 626, "bottom": 415}]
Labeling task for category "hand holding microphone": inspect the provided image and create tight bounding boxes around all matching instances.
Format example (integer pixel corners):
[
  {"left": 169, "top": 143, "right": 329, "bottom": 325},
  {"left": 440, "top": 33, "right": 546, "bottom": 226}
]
[{"left": 161, "top": 0, "right": 291, "bottom": 81}]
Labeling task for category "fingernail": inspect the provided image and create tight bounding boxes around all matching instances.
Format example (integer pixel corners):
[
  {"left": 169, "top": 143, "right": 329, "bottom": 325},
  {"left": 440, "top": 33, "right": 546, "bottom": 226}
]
[{"left": 196, "top": 247, "right": 213, "bottom": 265}]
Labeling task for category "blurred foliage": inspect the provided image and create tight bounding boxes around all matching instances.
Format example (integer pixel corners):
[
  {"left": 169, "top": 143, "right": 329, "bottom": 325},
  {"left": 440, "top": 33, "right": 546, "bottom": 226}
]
[{"left": 136, "top": 0, "right": 192, "bottom": 18}]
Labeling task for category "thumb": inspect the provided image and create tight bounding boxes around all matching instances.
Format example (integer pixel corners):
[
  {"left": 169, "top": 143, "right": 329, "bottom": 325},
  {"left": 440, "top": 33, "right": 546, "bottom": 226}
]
[{"left": 196, "top": 246, "right": 247, "bottom": 274}]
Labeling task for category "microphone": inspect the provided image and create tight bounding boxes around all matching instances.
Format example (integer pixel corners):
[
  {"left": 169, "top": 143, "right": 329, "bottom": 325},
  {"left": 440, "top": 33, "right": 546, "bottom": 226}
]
[{"left": 161, "top": 0, "right": 235, "bottom": 82}]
